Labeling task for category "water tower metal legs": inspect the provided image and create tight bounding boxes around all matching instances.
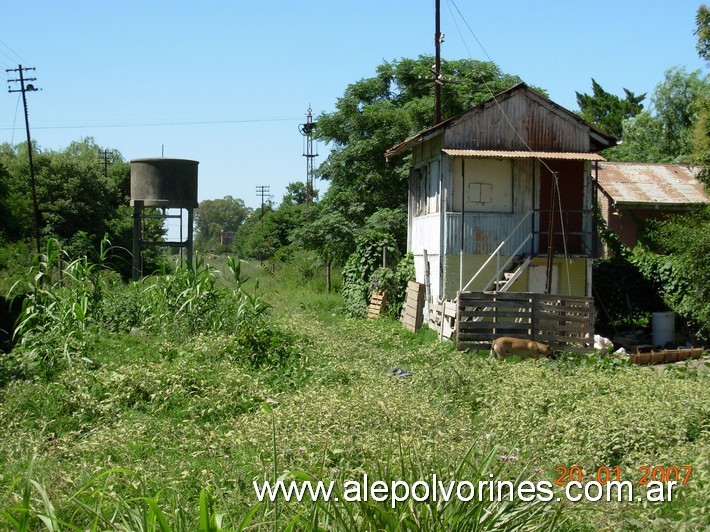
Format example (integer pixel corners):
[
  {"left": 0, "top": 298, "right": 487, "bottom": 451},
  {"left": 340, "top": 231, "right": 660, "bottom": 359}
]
[
  {"left": 131, "top": 202, "right": 195, "bottom": 281},
  {"left": 132, "top": 201, "right": 143, "bottom": 282},
  {"left": 186, "top": 208, "right": 194, "bottom": 271}
]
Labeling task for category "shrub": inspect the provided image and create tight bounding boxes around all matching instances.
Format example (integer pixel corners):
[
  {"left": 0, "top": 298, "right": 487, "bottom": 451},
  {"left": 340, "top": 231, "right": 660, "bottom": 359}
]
[
  {"left": 342, "top": 229, "right": 400, "bottom": 318},
  {"left": 7, "top": 238, "right": 112, "bottom": 378}
]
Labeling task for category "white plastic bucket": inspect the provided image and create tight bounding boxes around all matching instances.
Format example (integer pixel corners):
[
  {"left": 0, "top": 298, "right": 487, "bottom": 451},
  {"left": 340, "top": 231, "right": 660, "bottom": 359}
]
[{"left": 652, "top": 312, "right": 675, "bottom": 347}]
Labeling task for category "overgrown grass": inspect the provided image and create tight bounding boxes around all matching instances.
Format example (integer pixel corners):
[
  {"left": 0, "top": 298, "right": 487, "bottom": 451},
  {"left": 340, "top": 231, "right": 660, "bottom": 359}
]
[{"left": 1, "top": 250, "right": 709, "bottom": 529}]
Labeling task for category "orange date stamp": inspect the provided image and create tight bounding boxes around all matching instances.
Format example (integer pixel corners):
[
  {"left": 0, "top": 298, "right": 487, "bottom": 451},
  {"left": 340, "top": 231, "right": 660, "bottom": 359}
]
[{"left": 555, "top": 465, "right": 693, "bottom": 486}]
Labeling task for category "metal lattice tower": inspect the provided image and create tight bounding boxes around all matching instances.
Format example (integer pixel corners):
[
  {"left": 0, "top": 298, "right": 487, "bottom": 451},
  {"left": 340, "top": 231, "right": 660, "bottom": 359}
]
[{"left": 298, "top": 107, "right": 318, "bottom": 205}]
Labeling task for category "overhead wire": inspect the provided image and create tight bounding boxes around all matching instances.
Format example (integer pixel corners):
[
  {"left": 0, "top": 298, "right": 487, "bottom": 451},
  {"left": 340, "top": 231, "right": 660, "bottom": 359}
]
[
  {"left": 446, "top": 0, "right": 555, "bottom": 176},
  {"left": 0, "top": 116, "right": 303, "bottom": 131},
  {"left": 445, "top": 0, "right": 573, "bottom": 290},
  {"left": 10, "top": 93, "right": 21, "bottom": 145},
  {"left": 0, "top": 38, "right": 30, "bottom": 66}
]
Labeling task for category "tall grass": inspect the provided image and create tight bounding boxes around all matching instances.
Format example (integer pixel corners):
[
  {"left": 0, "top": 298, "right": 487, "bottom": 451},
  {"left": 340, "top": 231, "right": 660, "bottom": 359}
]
[
  {"left": 7, "top": 238, "right": 112, "bottom": 377},
  {"left": 2, "top": 443, "right": 566, "bottom": 531},
  {"left": 2, "top": 251, "right": 707, "bottom": 530},
  {"left": 1, "top": 466, "right": 230, "bottom": 531},
  {"left": 4, "top": 241, "right": 292, "bottom": 381}
]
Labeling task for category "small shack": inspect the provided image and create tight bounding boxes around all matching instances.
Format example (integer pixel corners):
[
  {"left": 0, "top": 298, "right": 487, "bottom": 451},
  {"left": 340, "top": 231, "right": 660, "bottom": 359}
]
[
  {"left": 596, "top": 162, "right": 709, "bottom": 255},
  {"left": 385, "top": 83, "right": 617, "bottom": 351}
]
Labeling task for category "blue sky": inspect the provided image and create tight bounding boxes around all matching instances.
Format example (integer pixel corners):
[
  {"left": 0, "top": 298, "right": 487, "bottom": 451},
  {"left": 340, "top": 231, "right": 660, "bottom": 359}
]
[{"left": 2, "top": 1, "right": 707, "bottom": 212}]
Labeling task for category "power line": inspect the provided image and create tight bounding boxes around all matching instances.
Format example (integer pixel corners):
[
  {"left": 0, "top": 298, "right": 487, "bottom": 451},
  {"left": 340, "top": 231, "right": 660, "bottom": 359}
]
[
  {"left": 445, "top": 0, "right": 556, "bottom": 175},
  {"left": 445, "top": 0, "right": 574, "bottom": 293},
  {"left": 0, "top": 116, "right": 302, "bottom": 131},
  {"left": 0, "top": 39, "right": 30, "bottom": 66}
]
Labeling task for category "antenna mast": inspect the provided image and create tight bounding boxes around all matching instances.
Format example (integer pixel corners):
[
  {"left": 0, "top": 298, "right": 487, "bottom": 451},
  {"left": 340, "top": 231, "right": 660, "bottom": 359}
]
[{"left": 298, "top": 107, "right": 318, "bottom": 205}]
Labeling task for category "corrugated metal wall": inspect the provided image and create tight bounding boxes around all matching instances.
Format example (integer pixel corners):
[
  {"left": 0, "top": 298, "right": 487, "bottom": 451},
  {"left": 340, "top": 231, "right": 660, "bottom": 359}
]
[
  {"left": 444, "top": 91, "right": 591, "bottom": 152},
  {"left": 445, "top": 212, "right": 532, "bottom": 256}
]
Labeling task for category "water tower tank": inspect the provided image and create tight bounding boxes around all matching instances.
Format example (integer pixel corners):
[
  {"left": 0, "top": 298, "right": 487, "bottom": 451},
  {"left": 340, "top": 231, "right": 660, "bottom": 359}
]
[{"left": 130, "top": 158, "right": 198, "bottom": 208}]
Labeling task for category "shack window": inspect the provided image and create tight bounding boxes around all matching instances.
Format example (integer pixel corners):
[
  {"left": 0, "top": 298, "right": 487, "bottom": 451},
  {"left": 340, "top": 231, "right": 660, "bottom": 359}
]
[
  {"left": 452, "top": 158, "right": 513, "bottom": 213},
  {"left": 411, "top": 162, "right": 440, "bottom": 217}
]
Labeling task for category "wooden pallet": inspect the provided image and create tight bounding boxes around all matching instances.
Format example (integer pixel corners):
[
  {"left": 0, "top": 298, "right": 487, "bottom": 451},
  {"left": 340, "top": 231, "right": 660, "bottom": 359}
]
[{"left": 368, "top": 291, "right": 388, "bottom": 319}]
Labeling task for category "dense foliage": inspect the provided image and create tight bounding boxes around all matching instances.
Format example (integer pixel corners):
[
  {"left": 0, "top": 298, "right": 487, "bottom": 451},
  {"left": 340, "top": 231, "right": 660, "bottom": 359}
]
[
  {"left": 0, "top": 138, "right": 165, "bottom": 279},
  {"left": 576, "top": 79, "right": 645, "bottom": 138},
  {"left": 633, "top": 207, "right": 710, "bottom": 341},
  {"left": 315, "top": 55, "right": 526, "bottom": 225},
  {"left": 194, "top": 196, "right": 251, "bottom": 253},
  {"left": 593, "top": 207, "right": 710, "bottom": 343}
]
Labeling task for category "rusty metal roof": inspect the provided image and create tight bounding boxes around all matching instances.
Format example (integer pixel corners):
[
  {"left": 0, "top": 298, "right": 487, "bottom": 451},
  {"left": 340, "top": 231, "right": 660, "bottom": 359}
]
[
  {"left": 597, "top": 162, "right": 709, "bottom": 207},
  {"left": 442, "top": 149, "right": 606, "bottom": 161}
]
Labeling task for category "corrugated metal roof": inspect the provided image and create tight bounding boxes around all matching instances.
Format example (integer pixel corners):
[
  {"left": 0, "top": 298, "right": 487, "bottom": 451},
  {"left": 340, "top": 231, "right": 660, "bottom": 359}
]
[
  {"left": 597, "top": 162, "right": 709, "bottom": 206},
  {"left": 442, "top": 149, "right": 606, "bottom": 161}
]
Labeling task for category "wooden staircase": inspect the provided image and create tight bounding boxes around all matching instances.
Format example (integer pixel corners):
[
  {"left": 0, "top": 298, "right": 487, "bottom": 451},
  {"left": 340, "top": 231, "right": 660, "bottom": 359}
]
[{"left": 488, "top": 254, "right": 533, "bottom": 293}]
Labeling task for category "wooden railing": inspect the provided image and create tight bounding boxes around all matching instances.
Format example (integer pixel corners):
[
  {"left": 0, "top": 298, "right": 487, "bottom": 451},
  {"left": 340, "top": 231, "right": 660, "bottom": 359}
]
[{"left": 456, "top": 291, "right": 595, "bottom": 353}]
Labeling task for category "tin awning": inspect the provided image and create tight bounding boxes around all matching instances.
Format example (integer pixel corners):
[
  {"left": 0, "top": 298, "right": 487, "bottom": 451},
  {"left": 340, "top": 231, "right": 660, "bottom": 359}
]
[{"left": 441, "top": 149, "right": 606, "bottom": 161}]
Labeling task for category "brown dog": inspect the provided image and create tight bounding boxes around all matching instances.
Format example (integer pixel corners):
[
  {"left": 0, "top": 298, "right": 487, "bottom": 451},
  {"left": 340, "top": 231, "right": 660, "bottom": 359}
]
[{"left": 490, "top": 337, "right": 553, "bottom": 361}]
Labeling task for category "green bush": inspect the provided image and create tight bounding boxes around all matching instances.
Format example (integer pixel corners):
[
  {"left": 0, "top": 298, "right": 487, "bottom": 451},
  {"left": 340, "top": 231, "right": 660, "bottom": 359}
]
[{"left": 342, "top": 229, "right": 400, "bottom": 318}]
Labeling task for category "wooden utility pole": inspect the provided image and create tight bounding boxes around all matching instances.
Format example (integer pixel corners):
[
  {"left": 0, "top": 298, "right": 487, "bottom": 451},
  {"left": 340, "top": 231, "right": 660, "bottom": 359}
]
[
  {"left": 256, "top": 185, "right": 271, "bottom": 220},
  {"left": 101, "top": 149, "right": 112, "bottom": 177},
  {"left": 435, "top": 0, "right": 442, "bottom": 124},
  {"left": 6, "top": 65, "right": 41, "bottom": 253}
]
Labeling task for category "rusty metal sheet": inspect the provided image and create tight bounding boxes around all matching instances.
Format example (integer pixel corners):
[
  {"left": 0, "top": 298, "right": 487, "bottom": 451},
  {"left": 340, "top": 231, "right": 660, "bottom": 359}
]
[
  {"left": 442, "top": 149, "right": 605, "bottom": 161},
  {"left": 597, "top": 162, "right": 708, "bottom": 206}
]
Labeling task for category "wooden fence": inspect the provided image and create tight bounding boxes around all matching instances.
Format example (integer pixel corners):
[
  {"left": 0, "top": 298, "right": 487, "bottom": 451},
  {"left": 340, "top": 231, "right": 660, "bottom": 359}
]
[{"left": 456, "top": 291, "right": 595, "bottom": 353}]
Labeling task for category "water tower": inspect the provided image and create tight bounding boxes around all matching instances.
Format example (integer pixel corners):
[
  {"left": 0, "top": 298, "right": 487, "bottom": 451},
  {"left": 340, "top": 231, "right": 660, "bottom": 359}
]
[{"left": 130, "top": 158, "right": 199, "bottom": 280}]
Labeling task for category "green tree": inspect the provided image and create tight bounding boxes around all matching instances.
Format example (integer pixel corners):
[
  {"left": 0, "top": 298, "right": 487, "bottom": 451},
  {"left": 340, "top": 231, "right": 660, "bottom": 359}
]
[
  {"left": 194, "top": 196, "right": 250, "bottom": 252},
  {"left": 233, "top": 202, "right": 316, "bottom": 261},
  {"left": 604, "top": 68, "right": 710, "bottom": 164},
  {"left": 653, "top": 66, "right": 709, "bottom": 161},
  {"left": 0, "top": 137, "right": 165, "bottom": 277},
  {"left": 315, "top": 55, "right": 524, "bottom": 227},
  {"left": 0, "top": 161, "right": 18, "bottom": 240},
  {"left": 575, "top": 79, "right": 645, "bottom": 138},
  {"left": 282, "top": 181, "right": 318, "bottom": 206},
  {"left": 694, "top": 5, "right": 710, "bottom": 189},
  {"left": 0, "top": 138, "right": 123, "bottom": 247},
  {"left": 604, "top": 111, "right": 665, "bottom": 162},
  {"left": 696, "top": 4, "right": 710, "bottom": 62},
  {"left": 291, "top": 205, "right": 355, "bottom": 292}
]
